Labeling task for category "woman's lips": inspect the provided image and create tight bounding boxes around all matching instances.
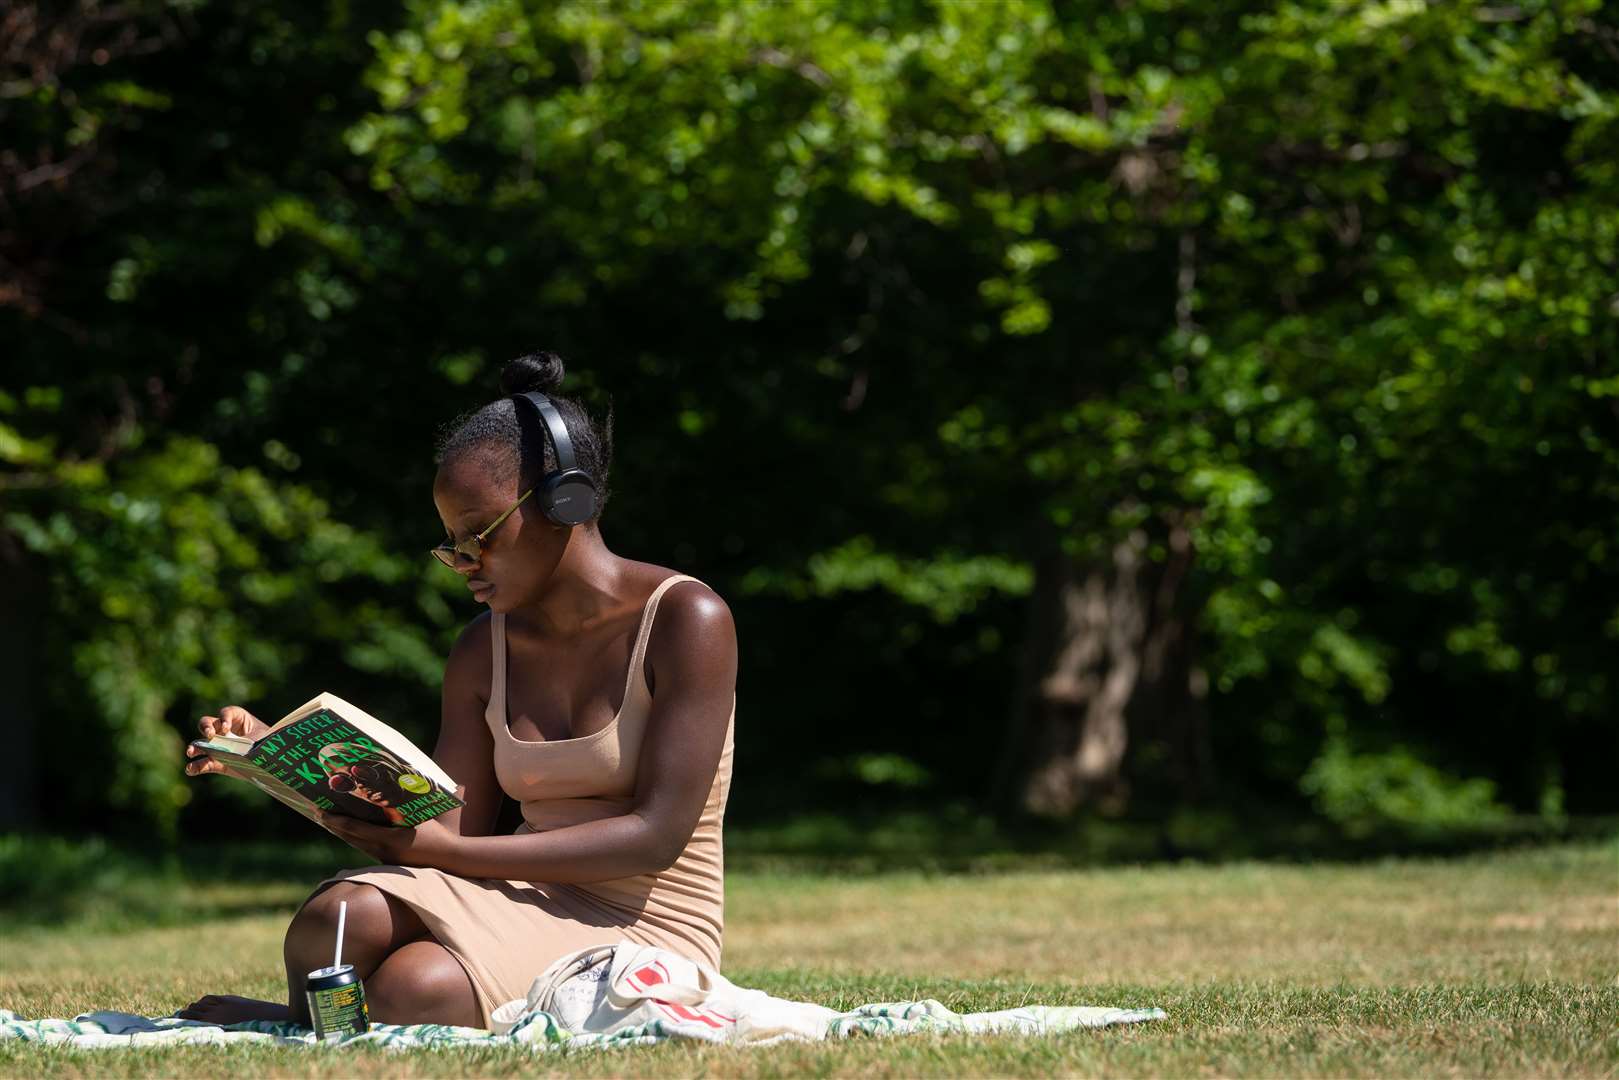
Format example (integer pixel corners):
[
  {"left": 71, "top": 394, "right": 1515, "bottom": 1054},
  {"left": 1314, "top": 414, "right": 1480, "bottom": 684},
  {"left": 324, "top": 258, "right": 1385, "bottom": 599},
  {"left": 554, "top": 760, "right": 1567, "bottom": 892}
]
[{"left": 468, "top": 581, "right": 494, "bottom": 601}]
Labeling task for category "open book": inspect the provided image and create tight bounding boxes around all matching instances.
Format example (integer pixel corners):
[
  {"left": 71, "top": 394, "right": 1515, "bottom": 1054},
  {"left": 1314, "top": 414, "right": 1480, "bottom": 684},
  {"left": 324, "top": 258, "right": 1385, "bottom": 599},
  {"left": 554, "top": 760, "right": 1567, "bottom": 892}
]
[{"left": 192, "top": 691, "right": 461, "bottom": 829}]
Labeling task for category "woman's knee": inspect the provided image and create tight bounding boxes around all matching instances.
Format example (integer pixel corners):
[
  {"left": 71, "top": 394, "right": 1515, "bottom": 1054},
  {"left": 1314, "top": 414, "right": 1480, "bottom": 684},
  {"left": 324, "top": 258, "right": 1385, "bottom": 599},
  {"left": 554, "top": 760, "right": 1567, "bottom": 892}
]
[
  {"left": 368, "top": 940, "right": 480, "bottom": 1027},
  {"left": 291, "top": 881, "right": 376, "bottom": 932},
  {"left": 285, "top": 882, "right": 387, "bottom": 961}
]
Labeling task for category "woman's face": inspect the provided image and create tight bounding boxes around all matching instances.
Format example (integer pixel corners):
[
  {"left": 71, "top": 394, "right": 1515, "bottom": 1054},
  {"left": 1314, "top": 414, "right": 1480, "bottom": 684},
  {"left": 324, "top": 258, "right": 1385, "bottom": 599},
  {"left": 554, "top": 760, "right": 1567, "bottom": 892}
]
[
  {"left": 432, "top": 452, "right": 564, "bottom": 613},
  {"left": 329, "top": 766, "right": 391, "bottom": 807}
]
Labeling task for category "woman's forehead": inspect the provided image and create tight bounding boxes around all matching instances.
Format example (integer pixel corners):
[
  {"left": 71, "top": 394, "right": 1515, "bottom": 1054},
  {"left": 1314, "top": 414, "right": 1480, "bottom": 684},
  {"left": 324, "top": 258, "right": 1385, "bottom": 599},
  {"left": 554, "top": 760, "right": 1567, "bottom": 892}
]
[{"left": 433, "top": 458, "right": 516, "bottom": 515}]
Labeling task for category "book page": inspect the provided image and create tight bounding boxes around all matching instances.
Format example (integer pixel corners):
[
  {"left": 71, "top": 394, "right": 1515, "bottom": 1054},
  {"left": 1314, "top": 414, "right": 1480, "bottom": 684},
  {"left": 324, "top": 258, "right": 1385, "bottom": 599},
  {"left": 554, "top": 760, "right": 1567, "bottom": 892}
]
[{"left": 192, "top": 733, "right": 256, "bottom": 757}]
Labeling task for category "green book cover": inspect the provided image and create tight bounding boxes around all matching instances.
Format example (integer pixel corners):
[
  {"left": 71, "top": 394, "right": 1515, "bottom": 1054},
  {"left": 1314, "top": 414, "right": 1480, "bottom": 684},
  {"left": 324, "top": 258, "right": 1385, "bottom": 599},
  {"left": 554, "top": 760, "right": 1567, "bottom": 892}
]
[{"left": 194, "top": 692, "right": 461, "bottom": 829}]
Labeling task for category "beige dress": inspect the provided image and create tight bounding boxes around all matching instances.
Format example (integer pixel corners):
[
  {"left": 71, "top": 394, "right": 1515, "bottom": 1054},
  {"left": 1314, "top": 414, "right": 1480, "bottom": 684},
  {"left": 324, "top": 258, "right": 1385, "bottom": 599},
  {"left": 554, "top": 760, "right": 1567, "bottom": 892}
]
[{"left": 322, "top": 574, "right": 735, "bottom": 1024}]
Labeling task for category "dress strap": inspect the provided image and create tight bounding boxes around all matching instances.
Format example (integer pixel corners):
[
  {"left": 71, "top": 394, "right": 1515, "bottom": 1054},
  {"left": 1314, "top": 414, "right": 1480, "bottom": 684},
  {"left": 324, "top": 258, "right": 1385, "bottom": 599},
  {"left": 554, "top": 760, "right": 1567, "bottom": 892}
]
[
  {"left": 622, "top": 574, "right": 700, "bottom": 703},
  {"left": 485, "top": 611, "right": 508, "bottom": 735},
  {"left": 486, "top": 575, "right": 701, "bottom": 735}
]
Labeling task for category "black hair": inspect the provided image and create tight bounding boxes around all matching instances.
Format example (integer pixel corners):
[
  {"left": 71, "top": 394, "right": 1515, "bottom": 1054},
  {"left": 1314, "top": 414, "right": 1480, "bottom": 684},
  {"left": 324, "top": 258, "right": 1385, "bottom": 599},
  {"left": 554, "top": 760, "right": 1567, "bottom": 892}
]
[{"left": 435, "top": 351, "right": 614, "bottom": 521}]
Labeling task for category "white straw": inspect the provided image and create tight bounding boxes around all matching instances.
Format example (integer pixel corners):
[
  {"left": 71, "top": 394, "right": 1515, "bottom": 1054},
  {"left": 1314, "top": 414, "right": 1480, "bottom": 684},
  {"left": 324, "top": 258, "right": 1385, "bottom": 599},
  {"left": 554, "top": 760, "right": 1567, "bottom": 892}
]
[{"left": 334, "top": 900, "right": 347, "bottom": 970}]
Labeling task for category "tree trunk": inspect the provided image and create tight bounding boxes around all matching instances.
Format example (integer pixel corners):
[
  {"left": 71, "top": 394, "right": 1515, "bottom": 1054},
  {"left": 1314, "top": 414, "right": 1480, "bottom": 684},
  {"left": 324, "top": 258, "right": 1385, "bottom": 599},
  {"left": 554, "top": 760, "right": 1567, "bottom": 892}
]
[{"left": 994, "top": 519, "right": 1210, "bottom": 818}]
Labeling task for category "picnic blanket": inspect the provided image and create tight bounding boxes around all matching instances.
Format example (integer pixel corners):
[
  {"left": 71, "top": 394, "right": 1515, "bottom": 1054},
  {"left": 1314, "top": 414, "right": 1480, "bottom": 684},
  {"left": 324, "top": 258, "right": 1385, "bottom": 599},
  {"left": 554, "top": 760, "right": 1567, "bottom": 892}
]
[{"left": 0, "top": 941, "right": 1165, "bottom": 1052}]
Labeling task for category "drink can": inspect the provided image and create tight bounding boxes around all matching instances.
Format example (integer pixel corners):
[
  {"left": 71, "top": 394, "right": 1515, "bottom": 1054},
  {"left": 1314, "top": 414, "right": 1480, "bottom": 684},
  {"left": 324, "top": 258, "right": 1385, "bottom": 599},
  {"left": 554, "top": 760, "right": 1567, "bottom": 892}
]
[{"left": 305, "top": 963, "right": 368, "bottom": 1040}]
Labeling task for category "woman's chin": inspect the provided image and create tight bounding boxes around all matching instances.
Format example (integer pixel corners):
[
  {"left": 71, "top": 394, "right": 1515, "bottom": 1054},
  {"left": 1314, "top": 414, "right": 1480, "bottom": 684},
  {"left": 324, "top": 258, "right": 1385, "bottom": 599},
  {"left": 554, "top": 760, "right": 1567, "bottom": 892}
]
[
  {"left": 483, "top": 591, "right": 521, "bottom": 614},
  {"left": 479, "top": 582, "right": 540, "bottom": 614}
]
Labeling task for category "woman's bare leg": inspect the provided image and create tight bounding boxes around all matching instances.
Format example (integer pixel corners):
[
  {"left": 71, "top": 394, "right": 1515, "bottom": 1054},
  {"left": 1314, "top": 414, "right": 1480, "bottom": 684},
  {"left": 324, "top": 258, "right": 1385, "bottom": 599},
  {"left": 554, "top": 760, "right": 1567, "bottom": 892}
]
[
  {"left": 280, "top": 880, "right": 430, "bottom": 1024},
  {"left": 365, "top": 938, "right": 481, "bottom": 1027},
  {"left": 178, "top": 880, "right": 427, "bottom": 1025}
]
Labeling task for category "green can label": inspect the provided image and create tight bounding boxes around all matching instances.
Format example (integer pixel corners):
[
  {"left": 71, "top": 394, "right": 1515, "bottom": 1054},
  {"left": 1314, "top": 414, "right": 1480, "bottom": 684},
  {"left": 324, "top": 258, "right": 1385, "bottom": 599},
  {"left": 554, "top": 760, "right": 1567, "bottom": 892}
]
[{"left": 306, "top": 964, "right": 368, "bottom": 1040}]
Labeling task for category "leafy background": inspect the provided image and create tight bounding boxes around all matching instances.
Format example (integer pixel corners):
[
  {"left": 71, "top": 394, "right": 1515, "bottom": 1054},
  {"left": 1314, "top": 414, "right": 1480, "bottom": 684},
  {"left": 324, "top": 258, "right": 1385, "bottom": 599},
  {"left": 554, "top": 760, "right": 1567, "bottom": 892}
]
[{"left": 4, "top": 0, "right": 1616, "bottom": 848}]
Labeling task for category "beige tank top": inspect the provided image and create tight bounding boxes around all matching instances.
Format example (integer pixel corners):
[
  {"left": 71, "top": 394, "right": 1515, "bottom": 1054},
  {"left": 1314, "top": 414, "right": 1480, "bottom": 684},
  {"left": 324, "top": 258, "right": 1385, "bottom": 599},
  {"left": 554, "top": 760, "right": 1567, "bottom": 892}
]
[{"left": 483, "top": 574, "right": 734, "bottom": 963}]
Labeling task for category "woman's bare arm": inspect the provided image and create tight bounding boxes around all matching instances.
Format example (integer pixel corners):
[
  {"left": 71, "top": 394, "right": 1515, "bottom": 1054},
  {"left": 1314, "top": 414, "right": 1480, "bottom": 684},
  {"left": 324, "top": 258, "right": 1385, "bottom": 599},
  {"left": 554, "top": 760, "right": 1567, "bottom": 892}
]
[
  {"left": 430, "top": 615, "right": 502, "bottom": 838},
  {"left": 323, "top": 582, "right": 737, "bottom": 881}
]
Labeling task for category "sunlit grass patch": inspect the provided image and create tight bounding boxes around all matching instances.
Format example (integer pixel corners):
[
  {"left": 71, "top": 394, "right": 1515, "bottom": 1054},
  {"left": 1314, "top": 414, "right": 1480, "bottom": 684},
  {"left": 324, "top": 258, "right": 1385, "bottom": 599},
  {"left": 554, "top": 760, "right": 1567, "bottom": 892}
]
[{"left": 1, "top": 839, "right": 1614, "bottom": 1077}]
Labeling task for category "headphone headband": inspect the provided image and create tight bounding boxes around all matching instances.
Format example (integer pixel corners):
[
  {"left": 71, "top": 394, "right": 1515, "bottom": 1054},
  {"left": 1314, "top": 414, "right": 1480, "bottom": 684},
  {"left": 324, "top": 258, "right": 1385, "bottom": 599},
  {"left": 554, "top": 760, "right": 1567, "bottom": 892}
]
[
  {"left": 515, "top": 391, "right": 579, "bottom": 472},
  {"left": 511, "top": 390, "right": 599, "bottom": 526}
]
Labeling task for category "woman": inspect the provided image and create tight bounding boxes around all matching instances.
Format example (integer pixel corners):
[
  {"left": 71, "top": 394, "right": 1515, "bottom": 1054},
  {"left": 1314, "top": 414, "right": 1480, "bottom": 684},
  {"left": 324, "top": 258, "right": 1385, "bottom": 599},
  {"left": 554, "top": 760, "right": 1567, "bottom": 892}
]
[{"left": 179, "top": 351, "right": 738, "bottom": 1028}]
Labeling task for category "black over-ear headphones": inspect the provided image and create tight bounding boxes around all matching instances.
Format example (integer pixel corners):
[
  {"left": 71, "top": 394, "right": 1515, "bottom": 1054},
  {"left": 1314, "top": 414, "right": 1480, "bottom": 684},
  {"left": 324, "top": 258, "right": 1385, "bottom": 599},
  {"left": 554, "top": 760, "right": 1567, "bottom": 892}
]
[{"left": 512, "top": 391, "right": 600, "bottom": 527}]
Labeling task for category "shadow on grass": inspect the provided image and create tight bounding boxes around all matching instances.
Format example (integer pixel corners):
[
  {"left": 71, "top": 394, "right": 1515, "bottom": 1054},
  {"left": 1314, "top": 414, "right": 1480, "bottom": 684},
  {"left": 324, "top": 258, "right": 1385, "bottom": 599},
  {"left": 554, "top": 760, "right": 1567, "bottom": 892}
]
[
  {"left": 6, "top": 807, "right": 1614, "bottom": 931},
  {"left": 0, "top": 834, "right": 365, "bottom": 930},
  {"left": 724, "top": 804, "right": 1619, "bottom": 876}
]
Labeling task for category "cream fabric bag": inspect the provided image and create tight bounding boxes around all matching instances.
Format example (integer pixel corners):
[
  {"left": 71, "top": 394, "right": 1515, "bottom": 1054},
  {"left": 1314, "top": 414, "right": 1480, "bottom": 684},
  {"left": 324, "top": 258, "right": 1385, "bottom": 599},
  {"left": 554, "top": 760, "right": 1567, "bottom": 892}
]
[{"left": 491, "top": 942, "right": 838, "bottom": 1045}]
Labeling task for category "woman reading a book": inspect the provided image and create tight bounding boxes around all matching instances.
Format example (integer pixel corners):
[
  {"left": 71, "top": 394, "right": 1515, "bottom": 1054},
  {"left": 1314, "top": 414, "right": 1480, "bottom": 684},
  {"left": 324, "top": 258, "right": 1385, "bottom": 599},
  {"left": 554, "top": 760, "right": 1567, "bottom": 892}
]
[{"left": 179, "top": 351, "right": 737, "bottom": 1029}]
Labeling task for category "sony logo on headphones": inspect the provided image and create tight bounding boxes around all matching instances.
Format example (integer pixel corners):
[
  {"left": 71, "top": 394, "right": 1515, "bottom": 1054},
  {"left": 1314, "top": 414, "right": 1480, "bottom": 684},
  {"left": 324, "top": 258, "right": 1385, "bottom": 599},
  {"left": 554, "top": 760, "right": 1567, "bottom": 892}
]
[{"left": 554, "top": 496, "right": 571, "bottom": 505}]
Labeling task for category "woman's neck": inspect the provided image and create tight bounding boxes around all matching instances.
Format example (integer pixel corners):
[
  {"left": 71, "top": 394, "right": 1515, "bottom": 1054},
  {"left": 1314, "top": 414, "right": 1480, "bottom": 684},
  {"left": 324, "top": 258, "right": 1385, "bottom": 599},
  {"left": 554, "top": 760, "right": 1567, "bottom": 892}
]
[{"left": 506, "top": 526, "right": 635, "bottom": 638}]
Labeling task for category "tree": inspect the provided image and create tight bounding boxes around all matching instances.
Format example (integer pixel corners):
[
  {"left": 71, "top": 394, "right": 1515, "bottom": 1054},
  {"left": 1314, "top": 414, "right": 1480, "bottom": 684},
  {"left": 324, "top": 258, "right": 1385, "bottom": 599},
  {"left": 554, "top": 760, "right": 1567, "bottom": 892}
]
[
  {"left": 346, "top": 0, "right": 1619, "bottom": 826},
  {"left": 6, "top": 0, "right": 1616, "bottom": 839},
  {"left": 2, "top": 0, "right": 448, "bottom": 836}
]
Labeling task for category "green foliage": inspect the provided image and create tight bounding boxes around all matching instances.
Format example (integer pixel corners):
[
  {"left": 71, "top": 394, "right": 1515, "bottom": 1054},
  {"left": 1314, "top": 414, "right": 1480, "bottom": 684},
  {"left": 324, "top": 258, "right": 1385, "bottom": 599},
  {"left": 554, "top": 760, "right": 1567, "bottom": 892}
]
[
  {"left": 742, "top": 536, "right": 1032, "bottom": 623},
  {"left": 3, "top": 421, "right": 446, "bottom": 837},
  {"left": 0, "top": 834, "right": 351, "bottom": 930},
  {"left": 1301, "top": 738, "right": 1512, "bottom": 837},
  {"left": 5, "top": 0, "right": 1617, "bottom": 835}
]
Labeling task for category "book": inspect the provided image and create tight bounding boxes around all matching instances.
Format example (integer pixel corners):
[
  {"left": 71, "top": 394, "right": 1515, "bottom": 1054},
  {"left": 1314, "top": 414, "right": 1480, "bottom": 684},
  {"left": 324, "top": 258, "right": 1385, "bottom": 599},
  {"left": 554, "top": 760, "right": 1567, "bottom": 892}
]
[{"left": 192, "top": 691, "right": 461, "bottom": 829}]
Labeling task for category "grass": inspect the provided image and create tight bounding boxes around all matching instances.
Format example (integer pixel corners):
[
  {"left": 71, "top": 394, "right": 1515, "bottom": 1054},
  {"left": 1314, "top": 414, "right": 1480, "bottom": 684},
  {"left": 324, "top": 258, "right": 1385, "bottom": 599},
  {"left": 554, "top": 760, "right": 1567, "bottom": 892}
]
[{"left": 1, "top": 839, "right": 1615, "bottom": 1076}]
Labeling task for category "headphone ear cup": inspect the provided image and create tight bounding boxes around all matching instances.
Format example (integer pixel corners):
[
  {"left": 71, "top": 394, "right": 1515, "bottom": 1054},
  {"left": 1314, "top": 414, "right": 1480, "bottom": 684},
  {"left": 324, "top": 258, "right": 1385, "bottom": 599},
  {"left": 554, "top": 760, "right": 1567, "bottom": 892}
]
[
  {"left": 512, "top": 393, "right": 599, "bottom": 525},
  {"left": 539, "top": 470, "right": 599, "bottom": 527}
]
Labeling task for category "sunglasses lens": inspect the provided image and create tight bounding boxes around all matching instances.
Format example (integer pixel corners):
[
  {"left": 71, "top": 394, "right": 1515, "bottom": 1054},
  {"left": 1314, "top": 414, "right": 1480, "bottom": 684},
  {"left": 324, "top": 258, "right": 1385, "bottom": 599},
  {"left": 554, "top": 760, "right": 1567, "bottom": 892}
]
[
  {"left": 431, "top": 537, "right": 483, "bottom": 568},
  {"left": 431, "top": 543, "right": 481, "bottom": 567}
]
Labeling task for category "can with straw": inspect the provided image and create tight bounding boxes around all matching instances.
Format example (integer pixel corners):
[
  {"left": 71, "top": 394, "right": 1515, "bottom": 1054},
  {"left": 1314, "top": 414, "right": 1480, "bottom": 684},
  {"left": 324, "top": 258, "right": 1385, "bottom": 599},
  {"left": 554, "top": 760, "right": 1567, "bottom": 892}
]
[
  {"left": 305, "top": 963, "right": 368, "bottom": 1039},
  {"left": 305, "top": 898, "right": 367, "bottom": 1040}
]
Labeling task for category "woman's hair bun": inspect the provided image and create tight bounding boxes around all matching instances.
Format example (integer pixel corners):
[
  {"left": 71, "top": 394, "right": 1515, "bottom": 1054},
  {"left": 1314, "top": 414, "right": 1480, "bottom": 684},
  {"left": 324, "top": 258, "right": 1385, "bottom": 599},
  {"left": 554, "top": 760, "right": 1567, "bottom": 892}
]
[{"left": 500, "top": 351, "right": 566, "bottom": 396}]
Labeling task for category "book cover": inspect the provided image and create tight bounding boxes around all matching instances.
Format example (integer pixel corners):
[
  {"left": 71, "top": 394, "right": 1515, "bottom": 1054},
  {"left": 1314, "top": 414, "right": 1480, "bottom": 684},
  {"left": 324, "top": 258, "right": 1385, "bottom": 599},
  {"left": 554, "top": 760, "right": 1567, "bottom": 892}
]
[{"left": 196, "top": 693, "right": 461, "bottom": 829}]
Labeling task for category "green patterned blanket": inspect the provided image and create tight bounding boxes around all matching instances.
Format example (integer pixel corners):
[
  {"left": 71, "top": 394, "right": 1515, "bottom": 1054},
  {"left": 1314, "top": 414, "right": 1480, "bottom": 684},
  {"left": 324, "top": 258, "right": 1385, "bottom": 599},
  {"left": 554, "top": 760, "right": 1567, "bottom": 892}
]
[
  {"left": 0, "top": 1000, "right": 1164, "bottom": 1051},
  {"left": 2, "top": 942, "right": 1164, "bottom": 1051}
]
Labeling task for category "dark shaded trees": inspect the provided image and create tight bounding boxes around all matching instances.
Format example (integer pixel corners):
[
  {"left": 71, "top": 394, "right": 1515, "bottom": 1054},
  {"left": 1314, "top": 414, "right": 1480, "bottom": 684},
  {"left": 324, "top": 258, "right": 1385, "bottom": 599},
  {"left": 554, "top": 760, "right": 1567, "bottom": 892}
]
[{"left": 5, "top": 0, "right": 1616, "bottom": 837}]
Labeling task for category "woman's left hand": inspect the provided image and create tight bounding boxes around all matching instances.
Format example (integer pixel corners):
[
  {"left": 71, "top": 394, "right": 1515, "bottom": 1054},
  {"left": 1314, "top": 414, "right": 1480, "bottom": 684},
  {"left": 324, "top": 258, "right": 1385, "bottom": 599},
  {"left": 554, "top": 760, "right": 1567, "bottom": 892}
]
[{"left": 319, "top": 812, "right": 463, "bottom": 870}]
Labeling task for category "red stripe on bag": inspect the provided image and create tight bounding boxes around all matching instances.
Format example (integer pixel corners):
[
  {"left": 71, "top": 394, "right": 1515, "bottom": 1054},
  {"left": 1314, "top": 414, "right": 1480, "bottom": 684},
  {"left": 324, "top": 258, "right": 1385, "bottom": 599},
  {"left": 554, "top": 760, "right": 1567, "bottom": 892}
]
[{"left": 628, "top": 962, "right": 735, "bottom": 1028}]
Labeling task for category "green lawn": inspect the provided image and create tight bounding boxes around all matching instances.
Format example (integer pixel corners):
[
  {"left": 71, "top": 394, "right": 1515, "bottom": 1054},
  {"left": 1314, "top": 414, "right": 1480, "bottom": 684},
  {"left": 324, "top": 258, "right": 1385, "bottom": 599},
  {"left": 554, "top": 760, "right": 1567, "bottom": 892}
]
[{"left": 2, "top": 840, "right": 1615, "bottom": 1077}]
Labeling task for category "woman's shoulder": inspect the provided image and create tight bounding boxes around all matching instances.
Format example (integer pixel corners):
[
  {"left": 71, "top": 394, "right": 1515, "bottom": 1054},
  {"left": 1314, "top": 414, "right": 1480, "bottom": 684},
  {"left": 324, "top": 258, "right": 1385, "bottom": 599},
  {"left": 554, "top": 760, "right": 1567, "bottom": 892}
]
[
  {"left": 444, "top": 610, "right": 495, "bottom": 692},
  {"left": 643, "top": 568, "right": 736, "bottom": 661},
  {"left": 630, "top": 563, "right": 730, "bottom": 620},
  {"left": 449, "top": 608, "right": 496, "bottom": 651}
]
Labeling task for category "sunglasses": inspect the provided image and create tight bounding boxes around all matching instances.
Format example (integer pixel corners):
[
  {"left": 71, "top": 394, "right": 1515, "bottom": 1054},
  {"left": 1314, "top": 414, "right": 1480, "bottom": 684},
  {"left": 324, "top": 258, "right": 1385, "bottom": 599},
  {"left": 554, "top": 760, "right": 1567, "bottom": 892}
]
[
  {"left": 430, "top": 488, "right": 533, "bottom": 569},
  {"left": 327, "top": 764, "right": 382, "bottom": 793}
]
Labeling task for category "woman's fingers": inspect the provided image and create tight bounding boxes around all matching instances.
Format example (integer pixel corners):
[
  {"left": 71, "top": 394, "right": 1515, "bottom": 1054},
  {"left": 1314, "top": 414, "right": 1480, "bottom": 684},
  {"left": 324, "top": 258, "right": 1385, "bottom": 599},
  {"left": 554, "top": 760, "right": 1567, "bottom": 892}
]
[
  {"left": 320, "top": 814, "right": 393, "bottom": 861},
  {"left": 323, "top": 814, "right": 372, "bottom": 841},
  {"left": 185, "top": 754, "right": 221, "bottom": 776},
  {"left": 219, "top": 705, "right": 265, "bottom": 736},
  {"left": 319, "top": 814, "right": 356, "bottom": 840},
  {"left": 197, "top": 705, "right": 260, "bottom": 740},
  {"left": 324, "top": 829, "right": 378, "bottom": 861}
]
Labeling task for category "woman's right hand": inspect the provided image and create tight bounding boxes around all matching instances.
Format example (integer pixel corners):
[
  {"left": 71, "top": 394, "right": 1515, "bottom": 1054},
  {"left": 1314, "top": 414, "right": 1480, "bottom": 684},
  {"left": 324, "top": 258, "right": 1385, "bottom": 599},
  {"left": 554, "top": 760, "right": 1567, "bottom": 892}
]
[{"left": 185, "top": 705, "right": 271, "bottom": 776}]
